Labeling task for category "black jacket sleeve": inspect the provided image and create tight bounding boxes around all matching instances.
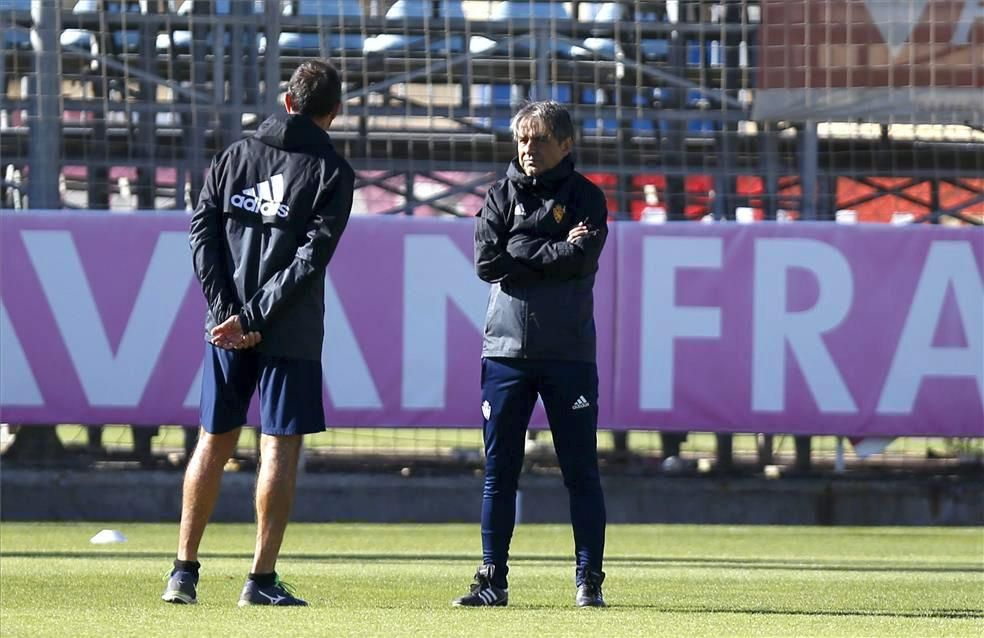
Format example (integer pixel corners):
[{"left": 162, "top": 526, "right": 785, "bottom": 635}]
[
  {"left": 505, "top": 185, "right": 609, "bottom": 279},
  {"left": 474, "top": 188, "right": 543, "bottom": 284},
  {"left": 239, "top": 163, "right": 355, "bottom": 333},
  {"left": 189, "top": 154, "right": 241, "bottom": 325}
]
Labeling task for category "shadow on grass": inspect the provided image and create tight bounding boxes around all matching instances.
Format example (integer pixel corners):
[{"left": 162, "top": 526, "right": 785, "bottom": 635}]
[
  {"left": 2, "top": 551, "right": 982, "bottom": 575},
  {"left": 598, "top": 606, "right": 984, "bottom": 620}
]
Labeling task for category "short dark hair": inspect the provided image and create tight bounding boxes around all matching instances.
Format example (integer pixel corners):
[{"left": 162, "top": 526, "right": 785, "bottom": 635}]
[
  {"left": 511, "top": 101, "right": 575, "bottom": 144},
  {"left": 287, "top": 59, "right": 342, "bottom": 117}
]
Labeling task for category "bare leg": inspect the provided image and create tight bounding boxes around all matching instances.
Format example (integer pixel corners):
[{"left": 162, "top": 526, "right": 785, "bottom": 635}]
[
  {"left": 176, "top": 427, "right": 240, "bottom": 561},
  {"left": 250, "top": 434, "right": 303, "bottom": 574}
]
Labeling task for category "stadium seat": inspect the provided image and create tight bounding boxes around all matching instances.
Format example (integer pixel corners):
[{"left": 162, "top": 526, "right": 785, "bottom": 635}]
[
  {"left": 574, "top": 2, "right": 624, "bottom": 59},
  {"left": 364, "top": 0, "right": 485, "bottom": 57},
  {"left": 491, "top": 36, "right": 620, "bottom": 61},
  {"left": 72, "top": 0, "right": 142, "bottom": 12},
  {"left": 471, "top": 83, "right": 522, "bottom": 131},
  {"left": 162, "top": 1, "right": 267, "bottom": 54},
  {"left": 278, "top": 0, "right": 365, "bottom": 56},
  {"left": 170, "top": 0, "right": 266, "bottom": 14},
  {"left": 0, "top": 0, "right": 31, "bottom": 14},
  {"left": 71, "top": 1, "right": 142, "bottom": 54},
  {"left": 686, "top": 39, "right": 722, "bottom": 67},
  {"left": 294, "top": 0, "right": 364, "bottom": 17},
  {"left": 549, "top": 84, "right": 572, "bottom": 103},
  {"left": 157, "top": 30, "right": 239, "bottom": 53},
  {"left": 639, "top": 38, "right": 668, "bottom": 62},
  {"left": 580, "top": 88, "right": 618, "bottom": 136},
  {"left": 686, "top": 89, "right": 719, "bottom": 133},
  {"left": 2, "top": 27, "right": 30, "bottom": 51},
  {"left": 60, "top": 29, "right": 94, "bottom": 50},
  {"left": 490, "top": 1, "right": 572, "bottom": 20},
  {"left": 573, "top": 37, "right": 622, "bottom": 60},
  {"left": 111, "top": 31, "right": 141, "bottom": 52},
  {"left": 630, "top": 90, "right": 658, "bottom": 136},
  {"left": 384, "top": 0, "right": 466, "bottom": 19},
  {"left": 363, "top": 33, "right": 471, "bottom": 55},
  {"left": 275, "top": 32, "right": 365, "bottom": 55},
  {"left": 576, "top": 2, "right": 626, "bottom": 23}
]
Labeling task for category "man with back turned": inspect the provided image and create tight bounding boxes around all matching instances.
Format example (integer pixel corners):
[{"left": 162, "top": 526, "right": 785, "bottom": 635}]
[{"left": 162, "top": 59, "right": 354, "bottom": 607}]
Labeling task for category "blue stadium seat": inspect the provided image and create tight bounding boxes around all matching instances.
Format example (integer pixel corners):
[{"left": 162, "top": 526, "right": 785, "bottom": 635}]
[
  {"left": 363, "top": 33, "right": 469, "bottom": 55},
  {"left": 60, "top": 29, "right": 94, "bottom": 49},
  {"left": 170, "top": 0, "right": 266, "bottom": 14},
  {"left": 580, "top": 88, "right": 617, "bottom": 135},
  {"left": 71, "top": 1, "right": 142, "bottom": 54},
  {"left": 686, "top": 89, "right": 718, "bottom": 133},
  {"left": 686, "top": 40, "right": 700, "bottom": 65},
  {"left": 471, "top": 83, "right": 521, "bottom": 131},
  {"left": 490, "top": 1, "right": 572, "bottom": 20},
  {"left": 278, "top": 0, "right": 365, "bottom": 55},
  {"left": 2, "top": 27, "right": 30, "bottom": 51},
  {"left": 631, "top": 90, "right": 658, "bottom": 136},
  {"left": 364, "top": 0, "right": 476, "bottom": 56},
  {"left": 572, "top": 37, "right": 621, "bottom": 60},
  {"left": 639, "top": 39, "right": 668, "bottom": 62},
  {"left": 686, "top": 39, "right": 722, "bottom": 67},
  {"left": 162, "top": 2, "right": 267, "bottom": 54},
  {"left": 72, "top": 0, "right": 142, "bottom": 12},
  {"left": 576, "top": 2, "right": 626, "bottom": 22},
  {"left": 549, "top": 84, "right": 572, "bottom": 103},
  {"left": 158, "top": 30, "right": 244, "bottom": 53},
  {"left": 493, "top": 36, "right": 619, "bottom": 61},
  {"left": 294, "top": 0, "right": 364, "bottom": 17},
  {"left": 276, "top": 32, "right": 365, "bottom": 54},
  {"left": 385, "top": 0, "right": 466, "bottom": 19}
]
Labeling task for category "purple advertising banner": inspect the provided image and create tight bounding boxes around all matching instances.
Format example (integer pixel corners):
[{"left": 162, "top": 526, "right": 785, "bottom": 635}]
[
  {"left": 0, "top": 212, "right": 981, "bottom": 436},
  {"left": 0, "top": 212, "right": 614, "bottom": 429},
  {"left": 613, "top": 223, "right": 983, "bottom": 437}
]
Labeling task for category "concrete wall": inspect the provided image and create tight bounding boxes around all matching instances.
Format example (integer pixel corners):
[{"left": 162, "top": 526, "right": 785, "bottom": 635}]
[{"left": 2, "top": 470, "right": 982, "bottom": 525}]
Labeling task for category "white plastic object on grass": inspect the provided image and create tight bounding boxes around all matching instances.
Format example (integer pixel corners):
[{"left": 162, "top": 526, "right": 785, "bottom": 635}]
[{"left": 90, "top": 529, "right": 127, "bottom": 544}]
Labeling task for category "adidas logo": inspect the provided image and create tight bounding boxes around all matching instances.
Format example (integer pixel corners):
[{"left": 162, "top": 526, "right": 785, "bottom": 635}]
[
  {"left": 476, "top": 587, "right": 504, "bottom": 605},
  {"left": 572, "top": 395, "right": 590, "bottom": 410},
  {"left": 230, "top": 173, "right": 290, "bottom": 218}
]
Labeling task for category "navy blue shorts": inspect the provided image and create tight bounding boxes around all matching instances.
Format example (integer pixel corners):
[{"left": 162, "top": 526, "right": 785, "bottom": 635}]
[{"left": 199, "top": 344, "right": 326, "bottom": 436}]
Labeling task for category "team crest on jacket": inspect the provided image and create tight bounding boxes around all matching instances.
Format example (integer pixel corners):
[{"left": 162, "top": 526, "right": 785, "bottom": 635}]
[
  {"left": 482, "top": 400, "right": 491, "bottom": 420},
  {"left": 552, "top": 203, "right": 566, "bottom": 223}
]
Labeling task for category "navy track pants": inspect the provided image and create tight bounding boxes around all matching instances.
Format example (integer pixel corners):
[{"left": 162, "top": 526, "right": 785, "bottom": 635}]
[{"left": 479, "top": 356, "right": 606, "bottom": 588}]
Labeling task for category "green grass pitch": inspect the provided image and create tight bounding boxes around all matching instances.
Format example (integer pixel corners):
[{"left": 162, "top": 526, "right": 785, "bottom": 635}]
[{"left": 1, "top": 523, "right": 981, "bottom": 637}]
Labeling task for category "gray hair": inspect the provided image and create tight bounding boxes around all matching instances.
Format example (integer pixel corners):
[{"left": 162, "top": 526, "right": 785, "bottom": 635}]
[{"left": 510, "top": 101, "right": 575, "bottom": 144}]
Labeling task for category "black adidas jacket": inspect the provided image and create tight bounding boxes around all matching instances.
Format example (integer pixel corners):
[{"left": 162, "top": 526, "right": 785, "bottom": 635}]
[
  {"left": 189, "top": 113, "right": 354, "bottom": 360},
  {"left": 476, "top": 155, "right": 608, "bottom": 362}
]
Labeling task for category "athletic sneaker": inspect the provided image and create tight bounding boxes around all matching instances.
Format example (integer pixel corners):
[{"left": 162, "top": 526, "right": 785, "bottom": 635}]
[
  {"left": 238, "top": 576, "right": 308, "bottom": 607},
  {"left": 452, "top": 564, "right": 508, "bottom": 607},
  {"left": 161, "top": 569, "right": 198, "bottom": 605},
  {"left": 575, "top": 569, "right": 606, "bottom": 607}
]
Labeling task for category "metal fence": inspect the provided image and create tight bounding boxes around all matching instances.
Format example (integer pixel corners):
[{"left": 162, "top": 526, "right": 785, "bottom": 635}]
[
  {"left": 1, "top": 0, "right": 982, "bottom": 474},
  {"left": 2, "top": 1, "right": 981, "bottom": 220}
]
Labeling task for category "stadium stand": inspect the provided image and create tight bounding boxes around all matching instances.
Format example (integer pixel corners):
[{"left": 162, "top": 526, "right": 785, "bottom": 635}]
[{"left": 3, "top": 0, "right": 979, "bottom": 221}]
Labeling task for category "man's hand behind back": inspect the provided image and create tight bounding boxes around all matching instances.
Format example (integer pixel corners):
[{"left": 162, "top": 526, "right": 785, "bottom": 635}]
[{"left": 211, "top": 315, "right": 263, "bottom": 350}]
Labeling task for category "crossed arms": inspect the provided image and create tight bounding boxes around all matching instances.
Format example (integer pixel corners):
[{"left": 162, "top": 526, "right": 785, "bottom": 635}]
[{"left": 474, "top": 186, "right": 608, "bottom": 284}]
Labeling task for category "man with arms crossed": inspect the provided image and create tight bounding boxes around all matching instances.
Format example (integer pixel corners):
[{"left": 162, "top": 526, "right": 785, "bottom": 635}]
[
  {"left": 453, "top": 101, "right": 609, "bottom": 608},
  {"left": 162, "top": 59, "right": 354, "bottom": 607}
]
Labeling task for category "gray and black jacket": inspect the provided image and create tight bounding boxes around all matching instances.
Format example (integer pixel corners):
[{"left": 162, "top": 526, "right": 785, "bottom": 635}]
[
  {"left": 476, "top": 155, "right": 608, "bottom": 362},
  {"left": 189, "top": 113, "right": 354, "bottom": 360}
]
